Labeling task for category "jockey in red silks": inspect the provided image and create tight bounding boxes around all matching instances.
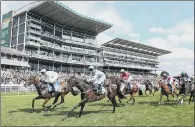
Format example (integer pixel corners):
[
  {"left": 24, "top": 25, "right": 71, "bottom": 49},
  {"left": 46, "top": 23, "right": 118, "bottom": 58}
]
[
  {"left": 120, "top": 69, "right": 133, "bottom": 92},
  {"left": 162, "top": 73, "right": 174, "bottom": 92}
]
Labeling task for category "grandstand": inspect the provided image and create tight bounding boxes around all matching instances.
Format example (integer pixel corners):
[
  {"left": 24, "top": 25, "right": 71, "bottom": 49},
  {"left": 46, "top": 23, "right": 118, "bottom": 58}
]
[
  {"left": 7, "top": 1, "right": 112, "bottom": 73},
  {"left": 100, "top": 38, "right": 171, "bottom": 74},
  {"left": 1, "top": 1, "right": 171, "bottom": 75}
]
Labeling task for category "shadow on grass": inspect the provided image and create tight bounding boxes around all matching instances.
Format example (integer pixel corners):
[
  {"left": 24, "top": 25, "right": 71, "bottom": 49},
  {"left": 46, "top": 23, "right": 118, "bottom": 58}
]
[
  {"left": 137, "top": 100, "right": 178, "bottom": 107},
  {"left": 43, "top": 109, "right": 112, "bottom": 118},
  {"left": 8, "top": 106, "right": 68, "bottom": 114}
]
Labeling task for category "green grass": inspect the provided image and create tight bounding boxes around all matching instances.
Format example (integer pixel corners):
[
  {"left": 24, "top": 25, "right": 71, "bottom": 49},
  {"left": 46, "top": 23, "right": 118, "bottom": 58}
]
[{"left": 1, "top": 92, "right": 194, "bottom": 126}]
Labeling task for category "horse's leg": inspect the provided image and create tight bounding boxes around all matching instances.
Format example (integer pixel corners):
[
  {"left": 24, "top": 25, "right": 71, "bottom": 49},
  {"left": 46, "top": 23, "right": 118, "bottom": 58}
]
[
  {"left": 109, "top": 96, "right": 117, "bottom": 113},
  {"left": 63, "top": 98, "right": 88, "bottom": 119},
  {"left": 131, "top": 92, "right": 136, "bottom": 106},
  {"left": 42, "top": 98, "right": 51, "bottom": 112},
  {"left": 158, "top": 94, "right": 163, "bottom": 105},
  {"left": 188, "top": 92, "right": 192, "bottom": 104},
  {"left": 166, "top": 95, "right": 169, "bottom": 103},
  {"left": 52, "top": 93, "right": 64, "bottom": 109},
  {"left": 32, "top": 96, "right": 42, "bottom": 112},
  {"left": 118, "top": 98, "right": 122, "bottom": 104},
  {"left": 145, "top": 90, "right": 148, "bottom": 96},
  {"left": 126, "top": 93, "right": 133, "bottom": 104},
  {"left": 108, "top": 94, "right": 119, "bottom": 107}
]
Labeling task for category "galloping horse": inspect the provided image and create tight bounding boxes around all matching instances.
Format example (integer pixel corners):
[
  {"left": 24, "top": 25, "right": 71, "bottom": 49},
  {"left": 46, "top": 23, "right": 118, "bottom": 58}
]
[
  {"left": 24, "top": 76, "right": 70, "bottom": 112},
  {"left": 142, "top": 80, "right": 155, "bottom": 96},
  {"left": 157, "top": 80, "right": 179, "bottom": 105},
  {"left": 63, "top": 76, "right": 118, "bottom": 119},
  {"left": 177, "top": 78, "right": 194, "bottom": 104},
  {"left": 107, "top": 76, "right": 139, "bottom": 105}
]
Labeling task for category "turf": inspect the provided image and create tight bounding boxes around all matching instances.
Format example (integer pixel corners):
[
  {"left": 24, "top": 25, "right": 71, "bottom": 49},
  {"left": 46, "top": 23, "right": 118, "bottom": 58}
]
[{"left": 1, "top": 92, "right": 194, "bottom": 126}]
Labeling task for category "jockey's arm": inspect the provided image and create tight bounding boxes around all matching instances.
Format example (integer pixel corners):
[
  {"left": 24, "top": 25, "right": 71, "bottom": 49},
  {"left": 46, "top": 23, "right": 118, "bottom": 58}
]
[
  {"left": 98, "top": 73, "right": 106, "bottom": 85},
  {"left": 88, "top": 73, "right": 98, "bottom": 83},
  {"left": 127, "top": 75, "right": 132, "bottom": 83}
]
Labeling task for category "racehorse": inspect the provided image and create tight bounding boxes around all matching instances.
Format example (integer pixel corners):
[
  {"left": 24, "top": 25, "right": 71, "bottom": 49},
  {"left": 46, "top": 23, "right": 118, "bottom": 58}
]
[
  {"left": 142, "top": 80, "right": 155, "bottom": 96},
  {"left": 177, "top": 78, "right": 194, "bottom": 104},
  {"left": 62, "top": 75, "right": 118, "bottom": 119},
  {"left": 157, "top": 80, "right": 179, "bottom": 105},
  {"left": 24, "top": 76, "right": 70, "bottom": 112},
  {"left": 107, "top": 76, "right": 139, "bottom": 106}
]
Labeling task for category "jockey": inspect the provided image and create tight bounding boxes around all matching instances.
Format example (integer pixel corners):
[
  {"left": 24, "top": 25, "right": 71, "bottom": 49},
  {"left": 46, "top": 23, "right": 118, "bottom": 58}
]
[
  {"left": 120, "top": 69, "right": 132, "bottom": 92},
  {"left": 162, "top": 73, "right": 174, "bottom": 92},
  {"left": 40, "top": 69, "right": 59, "bottom": 94},
  {"left": 180, "top": 71, "right": 190, "bottom": 82},
  {"left": 88, "top": 65, "right": 106, "bottom": 94}
]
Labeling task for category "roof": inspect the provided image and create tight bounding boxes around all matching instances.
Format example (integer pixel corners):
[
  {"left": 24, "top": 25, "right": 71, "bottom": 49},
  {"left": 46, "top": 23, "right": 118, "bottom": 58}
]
[
  {"left": 14, "top": 1, "right": 112, "bottom": 34},
  {"left": 1, "top": 46, "right": 28, "bottom": 57},
  {"left": 102, "top": 38, "right": 172, "bottom": 56}
]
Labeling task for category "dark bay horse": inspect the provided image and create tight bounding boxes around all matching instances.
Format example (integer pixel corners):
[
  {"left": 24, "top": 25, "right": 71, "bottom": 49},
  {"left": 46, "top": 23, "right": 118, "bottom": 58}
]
[
  {"left": 142, "top": 80, "right": 155, "bottom": 96},
  {"left": 157, "top": 80, "right": 179, "bottom": 105},
  {"left": 63, "top": 76, "right": 118, "bottom": 119},
  {"left": 107, "top": 76, "right": 139, "bottom": 106},
  {"left": 177, "top": 79, "right": 194, "bottom": 104},
  {"left": 24, "top": 76, "right": 70, "bottom": 112}
]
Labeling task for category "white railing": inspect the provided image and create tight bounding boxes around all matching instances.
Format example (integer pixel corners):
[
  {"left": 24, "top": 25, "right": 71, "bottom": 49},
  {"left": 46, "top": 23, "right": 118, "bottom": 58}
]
[{"left": 1, "top": 84, "right": 36, "bottom": 95}]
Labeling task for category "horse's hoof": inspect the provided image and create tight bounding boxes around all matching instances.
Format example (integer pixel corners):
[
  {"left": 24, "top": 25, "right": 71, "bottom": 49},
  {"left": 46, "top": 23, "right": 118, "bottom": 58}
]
[{"left": 31, "top": 109, "right": 35, "bottom": 113}]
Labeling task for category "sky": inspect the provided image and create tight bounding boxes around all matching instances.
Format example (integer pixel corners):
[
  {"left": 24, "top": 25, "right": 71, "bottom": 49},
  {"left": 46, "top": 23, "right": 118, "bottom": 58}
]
[{"left": 1, "top": 1, "right": 194, "bottom": 76}]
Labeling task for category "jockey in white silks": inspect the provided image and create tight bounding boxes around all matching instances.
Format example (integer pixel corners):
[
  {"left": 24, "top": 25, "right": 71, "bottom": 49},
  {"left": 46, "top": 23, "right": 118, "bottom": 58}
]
[
  {"left": 87, "top": 66, "right": 106, "bottom": 94},
  {"left": 40, "top": 69, "right": 59, "bottom": 94}
]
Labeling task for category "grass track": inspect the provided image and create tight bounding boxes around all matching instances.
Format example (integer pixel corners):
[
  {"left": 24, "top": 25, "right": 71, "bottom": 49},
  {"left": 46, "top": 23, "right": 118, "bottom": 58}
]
[{"left": 1, "top": 92, "right": 194, "bottom": 126}]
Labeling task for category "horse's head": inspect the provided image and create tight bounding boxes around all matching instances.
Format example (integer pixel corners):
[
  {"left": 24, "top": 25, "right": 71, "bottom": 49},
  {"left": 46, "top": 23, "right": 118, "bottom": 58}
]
[
  {"left": 157, "top": 79, "right": 164, "bottom": 88},
  {"left": 67, "top": 76, "right": 88, "bottom": 94},
  {"left": 24, "top": 76, "right": 40, "bottom": 88}
]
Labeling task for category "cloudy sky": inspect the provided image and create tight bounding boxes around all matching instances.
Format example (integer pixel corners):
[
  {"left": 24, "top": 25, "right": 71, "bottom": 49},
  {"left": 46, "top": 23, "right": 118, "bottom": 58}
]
[{"left": 1, "top": 1, "right": 194, "bottom": 76}]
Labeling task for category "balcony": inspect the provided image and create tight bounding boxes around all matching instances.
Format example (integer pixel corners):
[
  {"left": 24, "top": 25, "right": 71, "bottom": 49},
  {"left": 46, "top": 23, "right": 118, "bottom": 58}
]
[
  {"left": 29, "top": 53, "right": 101, "bottom": 66},
  {"left": 26, "top": 35, "right": 41, "bottom": 41},
  {"left": 28, "top": 23, "right": 41, "bottom": 29},
  {"left": 41, "top": 32, "right": 98, "bottom": 49},
  {"left": 40, "top": 41, "right": 98, "bottom": 56},
  {"left": 26, "top": 41, "right": 40, "bottom": 47},
  {"left": 27, "top": 29, "right": 41, "bottom": 35}
]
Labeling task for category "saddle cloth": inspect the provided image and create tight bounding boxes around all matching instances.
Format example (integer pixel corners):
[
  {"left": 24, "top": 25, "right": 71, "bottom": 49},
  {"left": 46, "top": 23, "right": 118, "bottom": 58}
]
[{"left": 48, "top": 81, "right": 61, "bottom": 92}]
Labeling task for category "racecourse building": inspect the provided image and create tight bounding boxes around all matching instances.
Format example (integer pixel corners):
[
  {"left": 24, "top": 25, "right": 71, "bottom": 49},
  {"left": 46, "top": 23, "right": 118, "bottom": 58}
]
[
  {"left": 100, "top": 38, "right": 171, "bottom": 73},
  {"left": 6, "top": 1, "right": 112, "bottom": 73},
  {"left": 1, "top": 1, "right": 171, "bottom": 74}
]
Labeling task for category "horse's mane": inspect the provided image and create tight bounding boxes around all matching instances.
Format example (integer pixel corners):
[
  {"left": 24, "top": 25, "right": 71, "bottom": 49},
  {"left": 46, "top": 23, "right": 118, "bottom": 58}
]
[{"left": 67, "top": 76, "right": 92, "bottom": 92}]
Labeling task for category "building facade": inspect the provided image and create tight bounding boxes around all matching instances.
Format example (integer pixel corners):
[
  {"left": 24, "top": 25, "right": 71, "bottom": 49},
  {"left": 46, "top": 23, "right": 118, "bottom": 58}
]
[{"left": 1, "top": 1, "right": 171, "bottom": 74}]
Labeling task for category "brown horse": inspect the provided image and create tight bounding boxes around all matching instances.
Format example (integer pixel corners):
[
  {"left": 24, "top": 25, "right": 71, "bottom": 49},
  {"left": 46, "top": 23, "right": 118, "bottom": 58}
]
[
  {"left": 62, "top": 76, "right": 118, "bottom": 119},
  {"left": 157, "top": 80, "right": 179, "bottom": 105},
  {"left": 107, "top": 76, "right": 139, "bottom": 106},
  {"left": 24, "top": 76, "right": 70, "bottom": 112}
]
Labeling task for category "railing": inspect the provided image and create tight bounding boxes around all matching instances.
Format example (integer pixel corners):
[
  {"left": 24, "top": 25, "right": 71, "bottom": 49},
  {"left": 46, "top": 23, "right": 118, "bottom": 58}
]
[
  {"left": 41, "top": 32, "right": 98, "bottom": 48},
  {"left": 40, "top": 40, "right": 97, "bottom": 56},
  {"left": 27, "top": 29, "right": 41, "bottom": 35}
]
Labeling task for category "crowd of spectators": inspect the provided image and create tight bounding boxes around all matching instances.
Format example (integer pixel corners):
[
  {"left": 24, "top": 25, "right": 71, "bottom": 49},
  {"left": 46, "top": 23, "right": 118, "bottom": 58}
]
[{"left": 1, "top": 68, "right": 156, "bottom": 85}]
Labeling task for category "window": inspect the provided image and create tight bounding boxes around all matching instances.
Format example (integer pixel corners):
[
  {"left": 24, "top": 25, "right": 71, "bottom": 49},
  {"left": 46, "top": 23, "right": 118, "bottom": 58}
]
[
  {"left": 19, "top": 24, "right": 25, "bottom": 34},
  {"left": 18, "top": 34, "right": 24, "bottom": 44},
  {"left": 17, "top": 44, "right": 24, "bottom": 51},
  {"left": 13, "top": 17, "right": 18, "bottom": 26},
  {"left": 11, "top": 37, "right": 17, "bottom": 46},
  {"left": 19, "top": 14, "right": 26, "bottom": 24},
  {"left": 12, "top": 27, "right": 18, "bottom": 36}
]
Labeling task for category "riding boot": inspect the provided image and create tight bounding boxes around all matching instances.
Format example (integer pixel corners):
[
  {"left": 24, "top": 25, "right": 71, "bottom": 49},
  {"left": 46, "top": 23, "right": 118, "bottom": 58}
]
[
  {"left": 49, "top": 83, "right": 55, "bottom": 96},
  {"left": 98, "top": 84, "right": 102, "bottom": 94},
  {"left": 127, "top": 82, "right": 131, "bottom": 93}
]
